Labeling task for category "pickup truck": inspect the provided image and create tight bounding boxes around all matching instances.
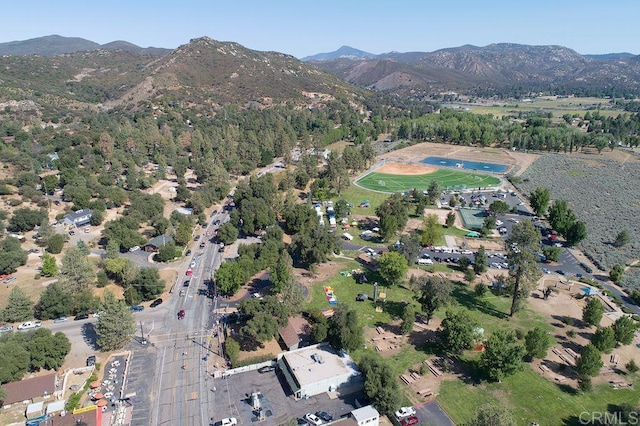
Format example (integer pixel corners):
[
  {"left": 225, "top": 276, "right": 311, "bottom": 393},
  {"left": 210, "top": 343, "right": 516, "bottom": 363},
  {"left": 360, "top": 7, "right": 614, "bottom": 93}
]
[{"left": 17, "top": 321, "right": 42, "bottom": 330}]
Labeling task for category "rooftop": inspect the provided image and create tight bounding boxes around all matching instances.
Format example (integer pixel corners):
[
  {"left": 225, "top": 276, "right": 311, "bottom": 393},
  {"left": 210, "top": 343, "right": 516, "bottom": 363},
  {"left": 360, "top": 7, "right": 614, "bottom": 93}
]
[
  {"left": 146, "top": 234, "right": 174, "bottom": 248},
  {"left": 281, "top": 344, "right": 359, "bottom": 387},
  {"left": 351, "top": 405, "right": 379, "bottom": 422},
  {"left": 278, "top": 316, "right": 311, "bottom": 349},
  {"left": 1, "top": 372, "right": 56, "bottom": 405},
  {"left": 64, "top": 208, "right": 92, "bottom": 221}
]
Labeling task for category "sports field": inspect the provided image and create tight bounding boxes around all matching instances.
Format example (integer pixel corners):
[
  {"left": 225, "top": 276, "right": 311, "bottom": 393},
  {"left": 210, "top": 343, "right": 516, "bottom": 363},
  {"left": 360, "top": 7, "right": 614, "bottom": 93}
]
[{"left": 356, "top": 169, "right": 501, "bottom": 193}]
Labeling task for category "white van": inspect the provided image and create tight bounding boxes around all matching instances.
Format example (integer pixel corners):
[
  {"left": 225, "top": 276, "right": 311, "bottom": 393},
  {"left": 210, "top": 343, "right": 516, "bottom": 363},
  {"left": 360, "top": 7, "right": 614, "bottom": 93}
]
[
  {"left": 417, "top": 258, "right": 434, "bottom": 265},
  {"left": 342, "top": 232, "right": 353, "bottom": 241}
]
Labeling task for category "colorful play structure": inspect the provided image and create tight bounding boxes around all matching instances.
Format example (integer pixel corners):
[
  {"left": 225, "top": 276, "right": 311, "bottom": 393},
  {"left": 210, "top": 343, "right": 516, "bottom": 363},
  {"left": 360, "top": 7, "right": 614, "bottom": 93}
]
[{"left": 323, "top": 286, "right": 338, "bottom": 305}]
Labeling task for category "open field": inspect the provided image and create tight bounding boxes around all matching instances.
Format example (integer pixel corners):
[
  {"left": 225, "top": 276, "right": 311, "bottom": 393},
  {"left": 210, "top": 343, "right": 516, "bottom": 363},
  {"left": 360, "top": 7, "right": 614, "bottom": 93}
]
[
  {"left": 356, "top": 167, "right": 501, "bottom": 193},
  {"left": 447, "top": 96, "right": 626, "bottom": 120},
  {"left": 517, "top": 152, "right": 640, "bottom": 280}
]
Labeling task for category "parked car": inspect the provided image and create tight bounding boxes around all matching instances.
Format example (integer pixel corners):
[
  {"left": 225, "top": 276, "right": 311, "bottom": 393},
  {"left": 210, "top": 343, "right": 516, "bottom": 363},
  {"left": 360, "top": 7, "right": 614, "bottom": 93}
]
[
  {"left": 74, "top": 313, "right": 89, "bottom": 321},
  {"left": 304, "top": 413, "right": 323, "bottom": 426},
  {"left": 68, "top": 230, "right": 76, "bottom": 236},
  {"left": 258, "top": 365, "right": 276, "bottom": 373},
  {"left": 53, "top": 317, "right": 68, "bottom": 323},
  {"left": 194, "top": 235, "right": 201, "bottom": 241},
  {"left": 2, "top": 276, "right": 16, "bottom": 284},
  {"left": 183, "top": 280, "right": 191, "bottom": 287},
  {"left": 316, "top": 412, "right": 333, "bottom": 422},
  {"left": 131, "top": 305, "right": 144, "bottom": 312},
  {"left": 395, "top": 407, "right": 417, "bottom": 419},
  {"left": 0, "top": 324, "right": 13, "bottom": 333},
  {"left": 417, "top": 258, "right": 433, "bottom": 265},
  {"left": 92, "top": 311, "right": 104, "bottom": 318},
  {"left": 17, "top": 321, "right": 42, "bottom": 330},
  {"left": 150, "top": 298, "right": 163, "bottom": 308},
  {"left": 400, "top": 415, "right": 420, "bottom": 426},
  {"left": 185, "top": 249, "right": 192, "bottom": 256},
  {"left": 217, "top": 418, "right": 237, "bottom": 426},
  {"left": 129, "top": 245, "right": 140, "bottom": 252}
]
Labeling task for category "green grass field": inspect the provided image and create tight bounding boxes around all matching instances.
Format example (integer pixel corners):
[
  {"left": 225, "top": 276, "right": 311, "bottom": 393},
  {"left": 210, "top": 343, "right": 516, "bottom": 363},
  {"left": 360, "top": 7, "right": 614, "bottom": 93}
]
[{"left": 356, "top": 169, "right": 501, "bottom": 193}]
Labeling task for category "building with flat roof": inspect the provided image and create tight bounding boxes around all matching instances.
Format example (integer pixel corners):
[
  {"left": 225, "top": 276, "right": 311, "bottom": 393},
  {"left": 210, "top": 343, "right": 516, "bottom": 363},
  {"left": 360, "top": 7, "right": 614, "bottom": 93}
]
[
  {"left": 276, "top": 343, "right": 363, "bottom": 400},
  {"left": 350, "top": 405, "right": 380, "bottom": 426}
]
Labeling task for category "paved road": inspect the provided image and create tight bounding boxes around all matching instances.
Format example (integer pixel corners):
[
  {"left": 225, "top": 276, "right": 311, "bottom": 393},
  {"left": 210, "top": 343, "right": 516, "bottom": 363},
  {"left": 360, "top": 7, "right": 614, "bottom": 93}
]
[{"left": 124, "top": 209, "right": 229, "bottom": 426}]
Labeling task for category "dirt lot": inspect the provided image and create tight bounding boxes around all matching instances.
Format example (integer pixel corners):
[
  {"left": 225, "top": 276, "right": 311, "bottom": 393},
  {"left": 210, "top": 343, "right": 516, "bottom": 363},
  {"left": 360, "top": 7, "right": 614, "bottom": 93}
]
[{"left": 377, "top": 141, "right": 539, "bottom": 176}]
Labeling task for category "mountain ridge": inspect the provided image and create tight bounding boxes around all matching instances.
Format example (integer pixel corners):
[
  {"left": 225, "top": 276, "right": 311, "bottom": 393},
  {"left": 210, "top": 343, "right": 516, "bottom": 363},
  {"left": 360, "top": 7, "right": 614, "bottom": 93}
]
[{"left": 0, "top": 34, "right": 170, "bottom": 56}]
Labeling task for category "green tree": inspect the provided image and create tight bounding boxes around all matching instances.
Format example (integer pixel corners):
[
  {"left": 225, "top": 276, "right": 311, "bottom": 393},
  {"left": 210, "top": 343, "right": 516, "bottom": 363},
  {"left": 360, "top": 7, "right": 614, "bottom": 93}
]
[
  {"left": 377, "top": 251, "right": 408, "bottom": 285},
  {"left": 375, "top": 194, "right": 409, "bottom": 234},
  {"left": 583, "top": 297, "right": 604, "bottom": 327},
  {"left": 215, "top": 261, "right": 247, "bottom": 296},
  {"left": 439, "top": 309, "right": 478, "bottom": 354},
  {"left": 76, "top": 240, "right": 90, "bottom": 256},
  {"left": 445, "top": 211, "right": 456, "bottom": 227},
  {"left": 174, "top": 220, "right": 194, "bottom": 246},
  {"left": 72, "top": 289, "right": 101, "bottom": 315},
  {"left": 480, "top": 329, "right": 525, "bottom": 381},
  {"left": 8, "top": 207, "right": 47, "bottom": 232},
  {"left": 613, "top": 230, "right": 631, "bottom": 248},
  {"left": 280, "top": 280, "right": 305, "bottom": 315},
  {"left": 26, "top": 328, "right": 71, "bottom": 371},
  {"left": 400, "top": 304, "right": 416, "bottom": 335},
  {"left": 418, "top": 275, "right": 453, "bottom": 324},
  {"left": 467, "top": 403, "right": 515, "bottom": 426},
  {"left": 42, "top": 253, "right": 58, "bottom": 277},
  {"left": 358, "top": 354, "right": 402, "bottom": 416},
  {"left": 548, "top": 199, "right": 576, "bottom": 237},
  {"left": 528, "top": 187, "right": 550, "bottom": 217},
  {"left": 379, "top": 214, "right": 398, "bottom": 242},
  {"left": 225, "top": 337, "right": 240, "bottom": 366},
  {"left": 271, "top": 250, "right": 293, "bottom": 293},
  {"left": 413, "top": 189, "right": 427, "bottom": 215},
  {"left": 489, "top": 200, "right": 510, "bottom": 216},
  {"left": 325, "top": 152, "right": 350, "bottom": 194},
  {"left": 542, "top": 245, "right": 562, "bottom": 262},
  {"left": 592, "top": 326, "right": 616, "bottom": 353},
  {"left": 610, "top": 264, "right": 625, "bottom": 284},
  {"left": 524, "top": 327, "right": 552, "bottom": 360},
  {"left": 327, "top": 306, "right": 363, "bottom": 352},
  {"left": 217, "top": 222, "right": 239, "bottom": 245},
  {"left": 59, "top": 247, "right": 95, "bottom": 292},
  {"left": 242, "top": 312, "right": 279, "bottom": 342},
  {"left": 46, "top": 233, "right": 66, "bottom": 254},
  {"left": 506, "top": 220, "right": 542, "bottom": 316},
  {"left": 426, "top": 180, "right": 440, "bottom": 205},
  {"left": 565, "top": 220, "right": 587, "bottom": 246},
  {"left": 130, "top": 268, "right": 165, "bottom": 301},
  {"left": 155, "top": 242, "right": 180, "bottom": 262},
  {"left": 95, "top": 290, "right": 136, "bottom": 351},
  {"left": 576, "top": 343, "right": 604, "bottom": 385},
  {"left": 473, "top": 245, "right": 488, "bottom": 274},
  {"left": 289, "top": 223, "right": 339, "bottom": 267},
  {"left": 0, "top": 340, "right": 31, "bottom": 383},
  {"left": 0, "top": 236, "right": 28, "bottom": 274},
  {"left": 35, "top": 282, "right": 73, "bottom": 320},
  {"left": 421, "top": 214, "right": 441, "bottom": 246},
  {"left": 1, "top": 286, "right": 34, "bottom": 322},
  {"left": 613, "top": 316, "right": 636, "bottom": 345}
]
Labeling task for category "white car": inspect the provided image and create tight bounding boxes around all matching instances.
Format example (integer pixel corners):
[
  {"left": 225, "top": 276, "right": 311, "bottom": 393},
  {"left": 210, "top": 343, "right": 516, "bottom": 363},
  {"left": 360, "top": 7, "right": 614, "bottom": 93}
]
[
  {"left": 219, "top": 418, "right": 238, "bottom": 426},
  {"left": 304, "top": 413, "right": 323, "bottom": 425},
  {"left": 417, "top": 258, "right": 433, "bottom": 265},
  {"left": 395, "top": 406, "right": 417, "bottom": 419},
  {"left": 129, "top": 245, "right": 140, "bottom": 252},
  {"left": 17, "top": 321, "right": 42, "bottom": 330}
]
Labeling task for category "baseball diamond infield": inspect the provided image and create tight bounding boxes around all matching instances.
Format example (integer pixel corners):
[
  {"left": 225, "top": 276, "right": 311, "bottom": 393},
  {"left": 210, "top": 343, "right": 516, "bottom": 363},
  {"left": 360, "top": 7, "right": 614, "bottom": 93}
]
[{"left": 356, "top": 162, "right": 502, "bottom": 193}]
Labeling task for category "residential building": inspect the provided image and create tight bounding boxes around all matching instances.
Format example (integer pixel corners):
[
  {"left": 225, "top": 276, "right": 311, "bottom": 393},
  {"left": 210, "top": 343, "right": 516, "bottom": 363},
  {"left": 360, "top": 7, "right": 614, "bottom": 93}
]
[{"left": 62, "top": 209, "right": 92, "bottom": 228}]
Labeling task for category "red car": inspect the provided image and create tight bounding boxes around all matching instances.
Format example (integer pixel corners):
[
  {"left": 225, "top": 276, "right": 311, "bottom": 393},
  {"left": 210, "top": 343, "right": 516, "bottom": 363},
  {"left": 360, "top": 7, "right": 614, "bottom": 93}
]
[
  {"left": 178, "top": 310, "right": 185, "bottom": 320},
  {"left": 186, "top": 269, "right": 193, "bottom": 276},
  {"left": 400, "top": 416, "right": 419, "bottom": 426}
]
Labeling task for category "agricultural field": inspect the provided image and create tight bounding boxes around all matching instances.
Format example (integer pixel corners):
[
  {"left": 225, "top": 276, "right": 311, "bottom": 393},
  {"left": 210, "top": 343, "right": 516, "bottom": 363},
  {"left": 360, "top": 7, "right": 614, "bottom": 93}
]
[
  {"left": 356, "top": 169, "right": 501, "bottom": 193},
  {"left": 517, "top": 152, "right": 640, "bottom": 284}
]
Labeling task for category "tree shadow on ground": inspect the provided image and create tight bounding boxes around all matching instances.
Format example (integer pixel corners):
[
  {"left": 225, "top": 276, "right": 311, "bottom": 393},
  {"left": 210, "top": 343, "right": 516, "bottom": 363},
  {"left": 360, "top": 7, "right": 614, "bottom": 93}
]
[
  {"left": 81, "top": 322, "right": 100, "bottom": 350},
  {"left": 232, "top": 331, "right": 265, "bottom": 352},
  {"left": 452, "top": 285, "right": 509, "bottom": 319}
]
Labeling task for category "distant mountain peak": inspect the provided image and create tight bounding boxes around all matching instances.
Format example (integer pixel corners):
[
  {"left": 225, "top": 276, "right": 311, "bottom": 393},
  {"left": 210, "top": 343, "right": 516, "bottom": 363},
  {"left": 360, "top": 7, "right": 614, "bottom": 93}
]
[
  {"left": 0, "top": 34, "right": 170, "bottom": 56},
  {"left": 301, "top": 46, "right": 375, "bottom": 62}
]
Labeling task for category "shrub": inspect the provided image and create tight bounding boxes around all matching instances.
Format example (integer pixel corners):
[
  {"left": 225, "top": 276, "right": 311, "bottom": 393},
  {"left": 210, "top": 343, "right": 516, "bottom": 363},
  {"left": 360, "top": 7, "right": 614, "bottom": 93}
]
[
  {"left": 626, "top": 359, "right": 639, "bottom": 373},
  {"left": 567, "top": 330, "right": 576, "bottom": 338},
  {"left": 474, "top": 283, "right": 487, "bottom": 297}
]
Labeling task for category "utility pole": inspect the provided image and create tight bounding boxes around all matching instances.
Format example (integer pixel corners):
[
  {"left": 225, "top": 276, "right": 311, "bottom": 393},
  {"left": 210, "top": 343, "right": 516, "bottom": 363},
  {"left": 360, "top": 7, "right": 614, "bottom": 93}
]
[{"left": 139, "top": 321, "right": 147, "bottom": 345}]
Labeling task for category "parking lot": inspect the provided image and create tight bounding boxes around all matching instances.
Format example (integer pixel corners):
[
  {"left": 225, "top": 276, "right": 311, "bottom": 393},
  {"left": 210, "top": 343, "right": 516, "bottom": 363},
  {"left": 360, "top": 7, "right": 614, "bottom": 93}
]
[{"left": 211, "top": 368, "right": 364, "bottom": 425}]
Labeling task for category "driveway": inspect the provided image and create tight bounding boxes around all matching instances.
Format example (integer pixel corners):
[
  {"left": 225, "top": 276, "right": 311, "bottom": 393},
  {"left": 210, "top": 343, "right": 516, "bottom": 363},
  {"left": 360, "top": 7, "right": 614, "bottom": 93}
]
[{"left": 415, "top": 400, "right": 455, "bottom": 426}]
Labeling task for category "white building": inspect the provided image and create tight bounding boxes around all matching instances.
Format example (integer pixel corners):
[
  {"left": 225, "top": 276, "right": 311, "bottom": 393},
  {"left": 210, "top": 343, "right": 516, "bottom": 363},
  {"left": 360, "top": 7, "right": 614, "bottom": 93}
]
[
  {"left": 277, "top": 343, "right": 363, "bottom": 400},
  {"left": 351, "top": 405, "right": 380, "bottom": 426},
  {"left": 62, "top": 209, "right": 92, "bottom": 228}
]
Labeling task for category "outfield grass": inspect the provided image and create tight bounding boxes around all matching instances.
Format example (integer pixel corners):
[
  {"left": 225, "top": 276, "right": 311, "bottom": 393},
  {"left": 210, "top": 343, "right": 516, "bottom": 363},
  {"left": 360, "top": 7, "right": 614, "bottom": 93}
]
[{"left": 356, "top": 169, "right": 501, "bottom": 193}]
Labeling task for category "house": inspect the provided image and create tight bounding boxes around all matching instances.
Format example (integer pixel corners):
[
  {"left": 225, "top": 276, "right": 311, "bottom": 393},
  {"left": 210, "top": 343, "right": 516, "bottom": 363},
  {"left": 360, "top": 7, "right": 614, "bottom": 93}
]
[
  {"left": 144, "top": 235, "right": 174, "bottom": 252},
  {"left": 278, "top": 316, "right": 311, "bottom": 351},
  {"left": 1, "top": 372, "right": 57, "bottom": 405},
  {"left": 62, "top": 209, "right": 92, "bottom": 228},
  {"left": 276, "top": 343, "right": 363, "bottom": 400}
]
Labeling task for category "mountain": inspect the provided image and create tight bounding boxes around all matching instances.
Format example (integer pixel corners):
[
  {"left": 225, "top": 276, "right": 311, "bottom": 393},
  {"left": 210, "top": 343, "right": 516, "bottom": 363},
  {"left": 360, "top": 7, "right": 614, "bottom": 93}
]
[
  {"left": 301, "top": 46, "right": 375, "bottom": 62},
  {"left": 0, "top": 36, "right": 364, "bottom": 115},
  {"left": 309, "top": 43, "right": 640, "bottom": 96},
  {"left": 584, "top": 52, "right": 635, "bottom": 61},
  {"left": 0, "top": 35, "right": 170, "bottom": 56}
]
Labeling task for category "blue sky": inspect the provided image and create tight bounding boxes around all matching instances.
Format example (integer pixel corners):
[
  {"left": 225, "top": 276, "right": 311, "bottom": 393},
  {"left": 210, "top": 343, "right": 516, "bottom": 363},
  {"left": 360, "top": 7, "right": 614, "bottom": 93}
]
[{"left": 1, "top": 0, "right": 637, "bottom": 57}]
